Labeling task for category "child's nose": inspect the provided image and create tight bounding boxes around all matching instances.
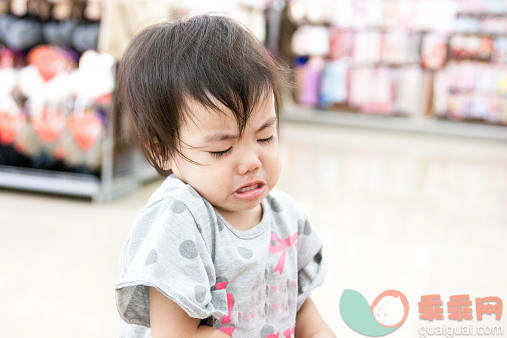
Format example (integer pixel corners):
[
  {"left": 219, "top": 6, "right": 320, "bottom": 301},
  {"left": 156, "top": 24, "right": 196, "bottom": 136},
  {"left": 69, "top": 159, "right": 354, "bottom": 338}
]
[{"left": 236, "top": 150, "right": 261, "bottom": 176}]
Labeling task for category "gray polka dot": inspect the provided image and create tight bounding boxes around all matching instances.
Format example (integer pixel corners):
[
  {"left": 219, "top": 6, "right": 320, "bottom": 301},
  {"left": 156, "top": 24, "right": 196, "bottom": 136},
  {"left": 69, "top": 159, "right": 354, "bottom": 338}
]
[
  {"left": 269, "top": 199, "right": 283, "bottom": 212},
  {"left": 314, "top": 250, "right": 322, "bottom": 264},
  {"left": 303, "top": 219, "right": 312, "bottom": 235},
  {"left": 237, "top": 247, "right": 253, "bottom": 259},
  {"left": 179, "top": 240, "right": 198, "bottom": 259},
  {"left": 261, "top": 324, "right": 274, "bottom": 337},
  {"left": 286, "top": 279, "right": 291, "bottom": 289},
  {"left": 194, "top": 285, "right": 207, "bottom": 303},
  {"left": 171, "top": 200, "right": 186, "bottom": 214},
  {"left": 298, "top": 278, "right": 306, "bottom": 293},
  {"left": 217, "top": 218, "right": 224, "bottom": 231},
  {"left": 264, "top": 269, "right": 269, "bottom": 279},
  {"left": 144, "top": 250, "right": 158, "bottom": 266},
  {"left": 188, "top": 186, "right": 200, "bottom": 198},
  {"left": 298, "top": 218, "right": 305, "bottom": 231}
]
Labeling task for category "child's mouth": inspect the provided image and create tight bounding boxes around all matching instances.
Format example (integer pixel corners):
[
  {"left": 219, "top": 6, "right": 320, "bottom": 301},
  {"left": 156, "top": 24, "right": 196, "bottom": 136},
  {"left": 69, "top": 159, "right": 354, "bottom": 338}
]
[{"left": 233, "top": 183, "right": 265, "bottom": 200}]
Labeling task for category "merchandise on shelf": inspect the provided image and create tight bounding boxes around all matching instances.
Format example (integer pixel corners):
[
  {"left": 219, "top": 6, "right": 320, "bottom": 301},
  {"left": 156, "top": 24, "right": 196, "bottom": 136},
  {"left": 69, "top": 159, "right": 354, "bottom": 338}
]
[
  {"left": 287, "top": 0, "right": 506, "bottom": 125},
  {"left": 0, "top": 45, "right": 113, "bottom": 174},
  {"left": 421, "top": 34, "right": 448, "bottom": 70},
  {"left": 320, "top": 59, "right": 348, "bottom": 106},
  {"left": 456, "top": 0, "right": 507, "bottom": 15},
  {"left": 493, "top": 37, "right": 507, "bottom": 63},
  {"left": 0, "top": 0, "right": 113, "bottom": 176},
  {"left": 433, "top": 61, "right": 507, "bottom": 123}
]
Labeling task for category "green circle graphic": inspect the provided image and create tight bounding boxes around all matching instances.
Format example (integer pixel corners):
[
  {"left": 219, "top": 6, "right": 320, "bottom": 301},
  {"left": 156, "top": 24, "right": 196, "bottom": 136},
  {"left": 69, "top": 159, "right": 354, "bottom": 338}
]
[{"left": 339, "top": 289, "right": 401, "bottom": 337}]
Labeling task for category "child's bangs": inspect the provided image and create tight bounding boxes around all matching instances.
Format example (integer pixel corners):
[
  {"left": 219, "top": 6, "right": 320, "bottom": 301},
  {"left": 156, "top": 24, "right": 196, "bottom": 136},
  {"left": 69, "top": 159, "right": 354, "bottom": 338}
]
[{"left": 180, "top": 75, "right": 275, "bottom": 135}]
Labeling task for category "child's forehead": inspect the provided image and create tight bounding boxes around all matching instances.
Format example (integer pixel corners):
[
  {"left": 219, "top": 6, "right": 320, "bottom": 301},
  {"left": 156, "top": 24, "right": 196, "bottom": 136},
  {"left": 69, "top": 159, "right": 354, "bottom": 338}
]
[{"left": 180, "top": 92, "right": 275, "bottom": 133}]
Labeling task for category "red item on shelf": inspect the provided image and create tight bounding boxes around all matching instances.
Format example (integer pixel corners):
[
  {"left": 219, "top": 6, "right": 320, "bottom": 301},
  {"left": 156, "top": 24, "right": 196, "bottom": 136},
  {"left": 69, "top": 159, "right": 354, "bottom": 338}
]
[
  {"left": 0, "top": 47, "right": 14, "bottom": 69},
  {"left": 27, "top": 45, "right": 75, "bottom": 82},
  {"left": 68, "top": 109, "right": 103, "bottom": 152},
  {"left": 0, "top": 111, "right": 26, "bottom": 145},
  {"left": 53, "top": 146, "right": 66, "bottom": 160},
  {"left": 32, "top": 106, "right": 65, "bottom": 143}
]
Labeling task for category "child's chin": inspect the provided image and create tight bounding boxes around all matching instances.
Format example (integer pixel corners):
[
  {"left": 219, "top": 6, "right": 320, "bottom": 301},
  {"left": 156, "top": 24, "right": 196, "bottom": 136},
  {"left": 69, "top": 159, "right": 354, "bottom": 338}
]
[{"left": 237, "top": 200, "right": 263, "bottom": 210}]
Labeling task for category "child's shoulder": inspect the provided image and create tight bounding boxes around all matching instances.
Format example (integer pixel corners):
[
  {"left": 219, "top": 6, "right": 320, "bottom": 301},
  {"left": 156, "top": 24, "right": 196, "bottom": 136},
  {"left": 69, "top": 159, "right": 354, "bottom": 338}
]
[
  {"left": 124, "top": 175, "right": 213, "bottom": 251},
  {"left": 129, "top": 175, "right": 212, "bottom": 235},
  {"left": 140, "top": 175, "right": 204, "bottom": 213},
  {"left": 266, "top": 187, "right": 305, "bottom": 216}
]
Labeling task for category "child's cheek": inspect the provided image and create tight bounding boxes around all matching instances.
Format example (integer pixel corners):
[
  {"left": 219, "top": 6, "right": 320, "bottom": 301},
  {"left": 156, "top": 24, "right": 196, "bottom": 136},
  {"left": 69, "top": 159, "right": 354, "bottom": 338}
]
[{"left": 268, "top": 148, "right": 282, "bottom": 186}]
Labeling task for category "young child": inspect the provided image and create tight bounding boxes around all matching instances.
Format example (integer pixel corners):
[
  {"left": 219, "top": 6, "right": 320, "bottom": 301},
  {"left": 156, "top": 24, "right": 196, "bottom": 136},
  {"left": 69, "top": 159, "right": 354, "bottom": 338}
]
[{"left": 114, "top": 14, "right": 334, "bottom": 338}]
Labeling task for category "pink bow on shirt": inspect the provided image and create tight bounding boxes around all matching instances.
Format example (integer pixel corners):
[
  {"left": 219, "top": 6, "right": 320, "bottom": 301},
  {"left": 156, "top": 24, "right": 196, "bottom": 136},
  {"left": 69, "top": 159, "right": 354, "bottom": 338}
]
[{"left": 269, "top": 232, "right": 298, "bottom": 274}]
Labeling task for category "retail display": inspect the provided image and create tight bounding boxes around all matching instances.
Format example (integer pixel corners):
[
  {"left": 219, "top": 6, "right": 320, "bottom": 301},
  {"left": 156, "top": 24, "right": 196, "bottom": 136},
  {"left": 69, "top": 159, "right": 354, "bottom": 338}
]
[
  {"left": 433, "top": 0, "right": 507, "bottom": 124},
  {"left": 0, "top": 1, "right": 107, "bottom": 170},
  {"left": 0, "top": 0, "right": 129, "bottom": 201},
  {"left": 286, "top": 0, "right": 507, "bottom": 126}
]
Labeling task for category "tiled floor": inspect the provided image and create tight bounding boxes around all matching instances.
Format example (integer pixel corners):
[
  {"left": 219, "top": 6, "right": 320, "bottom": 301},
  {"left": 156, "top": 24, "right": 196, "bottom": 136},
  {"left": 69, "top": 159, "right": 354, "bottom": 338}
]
[{"left": 1, "top": 122, "right": 506, "bottom": 337}]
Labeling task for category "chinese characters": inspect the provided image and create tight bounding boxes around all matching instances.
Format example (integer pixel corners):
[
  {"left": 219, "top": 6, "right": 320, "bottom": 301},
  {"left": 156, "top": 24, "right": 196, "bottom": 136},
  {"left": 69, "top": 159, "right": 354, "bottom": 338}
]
[{"left": 419, "top": 294, "right": 502, "bottom": 321}]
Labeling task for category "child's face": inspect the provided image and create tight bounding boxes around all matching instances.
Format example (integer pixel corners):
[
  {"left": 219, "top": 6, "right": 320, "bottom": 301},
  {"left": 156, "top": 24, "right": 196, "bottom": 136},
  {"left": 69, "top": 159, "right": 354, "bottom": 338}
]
[{"left": 168, "top": 93, "right": 281, "bottom": 224}]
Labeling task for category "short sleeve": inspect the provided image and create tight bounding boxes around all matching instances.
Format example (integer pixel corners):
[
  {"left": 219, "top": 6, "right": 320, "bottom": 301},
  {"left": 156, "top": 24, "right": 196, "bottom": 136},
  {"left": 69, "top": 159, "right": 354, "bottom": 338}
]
[
  {"left": 296, "top": 212, "right": 327, "bottom": 310},
  {"left": 115, "top": 198, "right": 228, "bottom": 327}
]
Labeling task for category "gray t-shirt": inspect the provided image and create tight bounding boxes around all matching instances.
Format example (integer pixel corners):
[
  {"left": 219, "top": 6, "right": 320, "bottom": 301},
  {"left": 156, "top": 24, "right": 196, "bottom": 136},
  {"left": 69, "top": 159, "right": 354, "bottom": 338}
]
[{"left": 115, "top": 175, "right": 326, "bottom": 337}]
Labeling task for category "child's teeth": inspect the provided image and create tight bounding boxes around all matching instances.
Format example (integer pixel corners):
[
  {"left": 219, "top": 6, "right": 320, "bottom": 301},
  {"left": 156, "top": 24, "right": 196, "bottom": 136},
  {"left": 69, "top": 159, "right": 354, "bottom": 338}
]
[{"left": 238, "top": 184, "right": 259, "bottom": 193}]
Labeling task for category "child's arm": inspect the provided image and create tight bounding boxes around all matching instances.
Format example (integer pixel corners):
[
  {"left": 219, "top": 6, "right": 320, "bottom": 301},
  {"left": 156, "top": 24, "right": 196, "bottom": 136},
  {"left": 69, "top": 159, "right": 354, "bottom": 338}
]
[
  {"left": 295, "top": 297, "right": 336, "bottom": 338},
  {"left": 149, "top": 287, "right": 230, "bottom": 338}
]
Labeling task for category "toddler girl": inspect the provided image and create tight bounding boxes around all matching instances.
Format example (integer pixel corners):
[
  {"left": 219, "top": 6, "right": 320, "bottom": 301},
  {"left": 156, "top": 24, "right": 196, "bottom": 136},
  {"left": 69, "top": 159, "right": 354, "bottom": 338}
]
[{"left": 114, "top": 14, "right": 334, "bottom": 338}]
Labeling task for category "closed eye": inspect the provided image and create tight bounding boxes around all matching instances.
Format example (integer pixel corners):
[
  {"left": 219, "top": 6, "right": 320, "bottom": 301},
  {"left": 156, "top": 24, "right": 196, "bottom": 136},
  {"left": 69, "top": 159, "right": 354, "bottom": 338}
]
[
  {"left": 209, "top": 147, "right": 232, "bottom": 159},
  {"left": 258, "top": 135, "right": 274, "bottom": 144}
]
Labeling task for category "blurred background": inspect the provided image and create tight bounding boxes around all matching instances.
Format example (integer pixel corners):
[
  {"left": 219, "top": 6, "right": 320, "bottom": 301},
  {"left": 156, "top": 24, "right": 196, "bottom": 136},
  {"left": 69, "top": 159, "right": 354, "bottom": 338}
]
[{"left": 0, "top": 0, "right": 506, "bottom": 337}]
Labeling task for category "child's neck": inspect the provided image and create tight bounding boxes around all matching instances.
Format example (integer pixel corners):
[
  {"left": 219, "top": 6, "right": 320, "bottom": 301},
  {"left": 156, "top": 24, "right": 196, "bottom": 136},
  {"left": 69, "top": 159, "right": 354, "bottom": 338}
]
[{"left": 219, "top": 204, "right": 263, "bottom": 232}]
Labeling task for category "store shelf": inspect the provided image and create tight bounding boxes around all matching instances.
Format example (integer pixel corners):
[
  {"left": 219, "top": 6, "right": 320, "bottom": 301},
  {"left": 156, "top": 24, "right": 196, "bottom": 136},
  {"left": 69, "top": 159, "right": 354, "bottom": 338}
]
[
  {"left": 0, "top": 165, "right": 101, "bottom": 198},
  {"left": 282, "top": 106, "right": 507, "bottom": 141}
]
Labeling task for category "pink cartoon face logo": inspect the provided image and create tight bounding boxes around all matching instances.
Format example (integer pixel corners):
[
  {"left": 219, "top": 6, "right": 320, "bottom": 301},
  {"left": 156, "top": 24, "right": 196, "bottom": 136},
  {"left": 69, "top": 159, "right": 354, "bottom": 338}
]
[
  {"left": 340, "top": 289, "right": 409, "bottom": 336},
  {"left": 371, "top": 290, "right": 409, "bottom": 328}
]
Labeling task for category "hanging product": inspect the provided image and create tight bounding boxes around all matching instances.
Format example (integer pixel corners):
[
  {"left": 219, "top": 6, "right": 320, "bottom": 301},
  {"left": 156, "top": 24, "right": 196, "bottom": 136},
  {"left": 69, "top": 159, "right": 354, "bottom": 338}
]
[
  {"left": 16, "top": 47, "right": 75, "bottom": 163},
  {"left": 298, "top": 56, "right": 324, "bottom": 107},
  {"left": 0, "top": 15, "right": 43, "bottom": 50},
  {"left": 353, "top": 31, "right": 382, "bottom": 65},
  {"left": 291, "top": 25, "right": 329, "bottom": 56},
  {"left": 349, "top": 66, "right": 393, "bottom": 114},
  {"left": 382, "top": 30, "right": 410, "bottom": 64},
  {"left": 421, "top": 34, "right": 448, "bottom": 70},
  {"left": 63, "top": 108, "right": 103, "bottom": 170},
  {"left": 328, "top": 28, "right": 354, "bottom": 60},
  {"left": 0, "top": 62, "right": 25, "bottom": 146},
  {"left": 394, "top": 66, "right": 423, "bottom": 116},
  {"left": 492, "top": 38, "right": 507, "bottom": 63},
  {"left": 320, "top": 60, "right": 348, "bottom": 107}
]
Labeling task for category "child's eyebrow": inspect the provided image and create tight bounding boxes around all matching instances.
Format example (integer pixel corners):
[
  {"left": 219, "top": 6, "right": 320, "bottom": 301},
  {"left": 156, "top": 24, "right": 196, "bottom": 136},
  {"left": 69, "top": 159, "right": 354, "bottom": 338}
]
[
  {"left": 256, "top": 116, "right": 277, "bottom": 133},
  {"left": 203, "top": 117, "right": 276, "bottom": 143}
]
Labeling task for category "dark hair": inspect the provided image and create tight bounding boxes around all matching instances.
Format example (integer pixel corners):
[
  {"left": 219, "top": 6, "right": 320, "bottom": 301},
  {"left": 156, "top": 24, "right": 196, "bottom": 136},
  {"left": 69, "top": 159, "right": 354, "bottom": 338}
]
[{"left": 115, "top": 14, "right": 289, "bottom": 177}]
